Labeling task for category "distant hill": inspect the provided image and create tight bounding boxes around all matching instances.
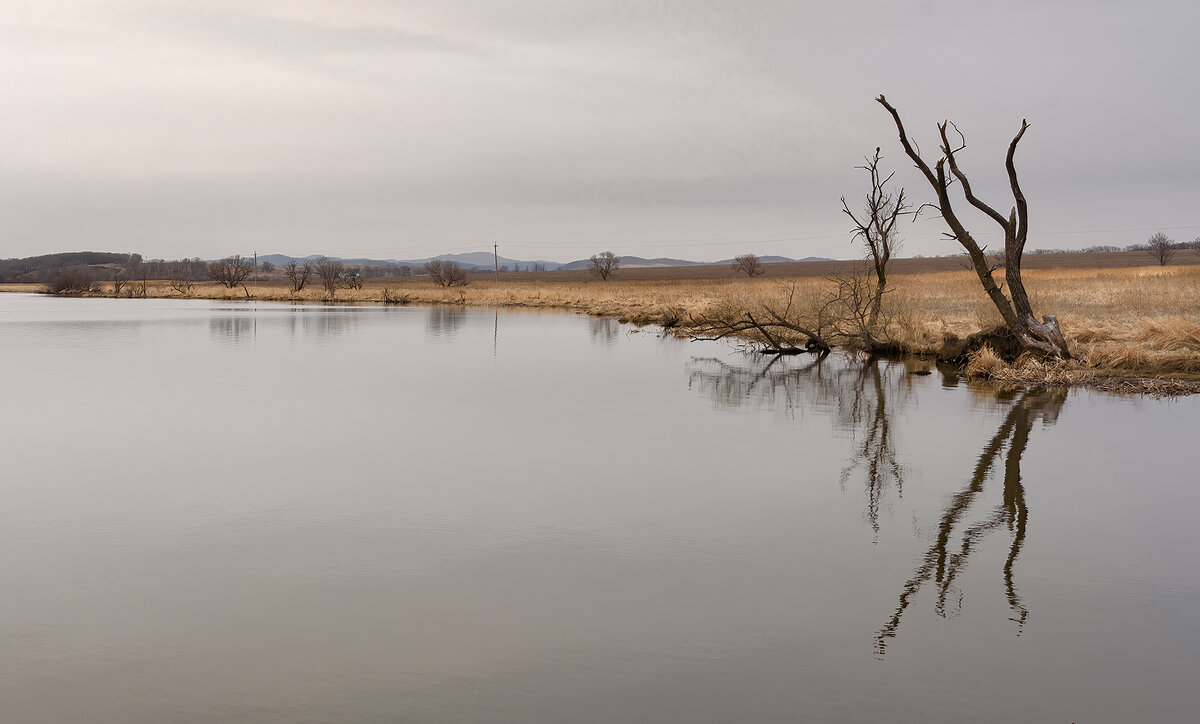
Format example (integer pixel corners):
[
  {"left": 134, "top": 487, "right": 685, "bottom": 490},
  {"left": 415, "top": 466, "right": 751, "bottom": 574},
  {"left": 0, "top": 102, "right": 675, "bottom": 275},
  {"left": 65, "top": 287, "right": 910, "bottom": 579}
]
[
  {"left": 2, "top": 251, "right": 836, "bottom": 280},
  {"left": 713, "top": 255, "right": 831, "bottom": 265},
  {"left": 254, "top": 252, "right": 562, "bottom": 271},
  {"left": 0, "top": 251, "right": 136, "bottom": 283},
  {"left": 558, "top": 254, "right": 832, "bottom": 270}
]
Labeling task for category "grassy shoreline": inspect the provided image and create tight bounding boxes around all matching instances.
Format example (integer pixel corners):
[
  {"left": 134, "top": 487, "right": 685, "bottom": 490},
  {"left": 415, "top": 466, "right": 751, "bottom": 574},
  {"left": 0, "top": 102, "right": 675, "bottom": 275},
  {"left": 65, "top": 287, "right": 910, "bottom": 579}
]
[{"left": 6, "top": 262, "right": 1200, "bottom": 391}]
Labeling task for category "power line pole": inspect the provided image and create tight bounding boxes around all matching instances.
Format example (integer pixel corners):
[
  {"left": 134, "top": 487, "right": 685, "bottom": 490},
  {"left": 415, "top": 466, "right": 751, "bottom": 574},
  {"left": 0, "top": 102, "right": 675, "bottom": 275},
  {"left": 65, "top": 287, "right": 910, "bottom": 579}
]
[{"left": 494, "top": 243, "right": 499, "bottom": 281}]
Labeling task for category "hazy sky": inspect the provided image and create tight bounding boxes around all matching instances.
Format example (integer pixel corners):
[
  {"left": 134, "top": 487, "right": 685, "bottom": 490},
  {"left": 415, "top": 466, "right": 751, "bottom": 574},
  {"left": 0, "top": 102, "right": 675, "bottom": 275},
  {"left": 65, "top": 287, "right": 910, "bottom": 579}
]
[{"left": 2, "top": 0, "right": 1198, "bottom": 262}]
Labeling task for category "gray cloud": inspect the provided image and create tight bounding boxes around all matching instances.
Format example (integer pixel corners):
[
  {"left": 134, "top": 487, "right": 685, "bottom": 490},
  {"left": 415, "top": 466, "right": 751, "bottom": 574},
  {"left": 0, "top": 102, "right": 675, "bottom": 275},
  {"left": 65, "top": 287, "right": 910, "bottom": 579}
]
[{"left": 2, "top": 0, "right": 1199, "bottom": 262}]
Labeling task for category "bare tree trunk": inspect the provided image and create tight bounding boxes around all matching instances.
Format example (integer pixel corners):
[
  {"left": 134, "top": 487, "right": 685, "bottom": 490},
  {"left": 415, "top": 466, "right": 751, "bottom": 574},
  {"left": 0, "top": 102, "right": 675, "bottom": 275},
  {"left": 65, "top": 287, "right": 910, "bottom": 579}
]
[{"left": 876, "top": 96, "right": 1070, "bottom": 359}]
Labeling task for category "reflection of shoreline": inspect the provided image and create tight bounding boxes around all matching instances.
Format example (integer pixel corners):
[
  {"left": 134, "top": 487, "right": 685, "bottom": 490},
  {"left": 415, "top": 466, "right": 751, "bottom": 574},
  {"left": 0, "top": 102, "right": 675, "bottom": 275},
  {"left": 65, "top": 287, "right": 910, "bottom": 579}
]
[
  {"left": 874, "top": 386, "right": 1067, "bottom": 656},
  {"left": 426, "top": 306, "right": 465, "bottom": 340}
]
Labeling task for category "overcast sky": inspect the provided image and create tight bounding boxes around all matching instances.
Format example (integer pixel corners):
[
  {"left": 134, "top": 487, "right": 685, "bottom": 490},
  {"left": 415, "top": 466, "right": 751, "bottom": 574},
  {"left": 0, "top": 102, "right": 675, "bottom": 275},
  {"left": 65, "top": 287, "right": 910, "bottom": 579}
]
[{"left": 2, "top": 0, "right": 1198, "bottom": 262}]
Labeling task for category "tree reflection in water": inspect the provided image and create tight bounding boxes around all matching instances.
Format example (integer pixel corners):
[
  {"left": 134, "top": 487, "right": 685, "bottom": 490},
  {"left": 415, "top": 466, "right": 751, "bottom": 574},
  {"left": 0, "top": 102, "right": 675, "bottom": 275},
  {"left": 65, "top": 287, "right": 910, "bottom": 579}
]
[
  {"left": 426, "top": 306, "right": 465, "bottom": 341},
  {"left": 685, "top": 352, "right": 1067, "bottom": 656},
  {"left": 588, "top": 316, "right": 621, "bottom": 346},
  {"left": 835, "top": 360, "right": 909, "bottom": 542},
  {"left": 686, "top": 353, "right": 910, "bottom": 539},
  {"left": 874, "top": 385, "right": 1066, "bottom": 656},
  {"left": 208, "top": 315, "right": 254, "bottom": 345}
]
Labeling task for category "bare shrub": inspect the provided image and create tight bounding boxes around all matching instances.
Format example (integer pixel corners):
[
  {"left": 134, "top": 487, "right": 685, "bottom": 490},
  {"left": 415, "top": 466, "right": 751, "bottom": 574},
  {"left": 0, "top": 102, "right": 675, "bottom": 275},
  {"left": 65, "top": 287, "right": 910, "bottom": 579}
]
[
  {"left": 283, "top": 260, "right": 313, "bottom": 293},
  {"left": 314, "top": 257, "right": 345, "bottom": 298},
  {"left": 340, "top": 267, "right": 364, "bottom": 290},
  {"left": 381, "top": 287, "right": 411, "bottom": 305},
  {"left": 209, "top": 255, "right": 254, "bottom": 288},
  {"left": 424, "top": 259, "right": 469, "bottom": 287},
  {"left": 170, "top": 278, "right": 194, "bottom": 296},
  {"left": 660, "top": 306, "right": 685, "bottom": 329},
  {"left": 44, "top": 267, "right": 97, "bottom": 295}
]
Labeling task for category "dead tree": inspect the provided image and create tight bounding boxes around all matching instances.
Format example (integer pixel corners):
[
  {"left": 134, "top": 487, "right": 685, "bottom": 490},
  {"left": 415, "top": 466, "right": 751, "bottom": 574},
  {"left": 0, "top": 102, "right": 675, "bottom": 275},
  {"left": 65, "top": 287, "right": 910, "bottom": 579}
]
[
  {"left": 424, "top": 259, "right": 469, "bottom": 287},
  {"left": 688, "top": 283, "right": 832, "bottom": 355},
  {"left": 732, "top": 254, "right": 766, "bottom": 278},
  {"left": 283, "top": 260, "right": 313, "bottom": 293},
  {"left": 1146, "top": 232, "right": 1176, "bottom": 266},
  {"left": 209, "top": 255, "right": 254, "bottom": 289},
  {"left": 589, "top": 251, "right": 620, "bottom": 281},
  {"left": 841, "top": 148, "right": 911, "bottom": 330},
  {"left": 876, "top": 95, "right": 1070, "bottom": 359}
]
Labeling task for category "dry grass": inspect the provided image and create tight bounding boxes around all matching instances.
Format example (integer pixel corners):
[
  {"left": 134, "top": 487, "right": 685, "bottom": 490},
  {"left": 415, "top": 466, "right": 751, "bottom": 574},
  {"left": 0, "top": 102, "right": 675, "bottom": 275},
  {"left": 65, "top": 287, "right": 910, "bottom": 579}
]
[
  {"left": 963, "top": 344, "right": 1200, "bottom": 396},
  {"left": 7, "top": 261, "right": 1200, "bottom": 382}
]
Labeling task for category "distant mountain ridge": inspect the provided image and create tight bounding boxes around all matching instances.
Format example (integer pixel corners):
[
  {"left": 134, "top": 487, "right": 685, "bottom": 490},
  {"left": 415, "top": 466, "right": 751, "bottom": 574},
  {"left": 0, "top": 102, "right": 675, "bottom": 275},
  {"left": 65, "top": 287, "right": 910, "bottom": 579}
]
[{"left": 256, "top": 252, "right": 834, "bottom": 271}]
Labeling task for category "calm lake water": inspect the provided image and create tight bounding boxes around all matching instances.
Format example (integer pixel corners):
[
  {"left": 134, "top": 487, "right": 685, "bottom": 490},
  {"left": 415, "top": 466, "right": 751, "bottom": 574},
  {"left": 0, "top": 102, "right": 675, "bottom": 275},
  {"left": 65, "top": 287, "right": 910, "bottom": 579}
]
[{"left": 1, "top": 294, "right": 1198, "bottom": 723}]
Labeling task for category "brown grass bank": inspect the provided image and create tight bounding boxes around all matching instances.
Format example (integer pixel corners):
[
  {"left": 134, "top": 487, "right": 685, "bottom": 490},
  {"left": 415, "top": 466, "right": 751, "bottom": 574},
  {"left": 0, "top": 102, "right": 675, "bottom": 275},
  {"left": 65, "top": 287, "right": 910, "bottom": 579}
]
[{"left": 6, "top": 260, "right": 1200, "bottom": 387}]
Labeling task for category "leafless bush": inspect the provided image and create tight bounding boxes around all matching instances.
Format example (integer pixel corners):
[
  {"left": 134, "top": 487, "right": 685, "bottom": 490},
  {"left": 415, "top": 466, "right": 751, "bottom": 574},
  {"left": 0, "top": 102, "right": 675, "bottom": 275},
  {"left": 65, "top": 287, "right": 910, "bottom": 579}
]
[
  {"left": 660, "top": 306, "right": 685, "bottom": 329},
  {"left": 424, "top": 259, "right": 469, "bottom": 287},
  {"left": 339, "top": 267, "right": 364, "bottom": 290},
  {"left": 589, "top": 251, "right": 620, "bottom": 281},
  {"left": 313, "top": 257, "right": 346, "bottom": 298},
  {"left": 170, "top": 278, "right": 194, "bottom": 296},
  {"left": 44, "top": 267, "right": 97, "bottom": 295},
  {"left": 381, "top": 287, "right": 411, "bottom": 305},
  {"left": 209, "top": 255, "right": 254, "bottom": 288},
  {"left": 111, "top": 271, "right": 126, "bottom": 297},
  {"left": 732, "top": 254, "right": 766, "bottom": 278},
  {"left": 283, "top": 260, "right": 313, "bottom": 293}
]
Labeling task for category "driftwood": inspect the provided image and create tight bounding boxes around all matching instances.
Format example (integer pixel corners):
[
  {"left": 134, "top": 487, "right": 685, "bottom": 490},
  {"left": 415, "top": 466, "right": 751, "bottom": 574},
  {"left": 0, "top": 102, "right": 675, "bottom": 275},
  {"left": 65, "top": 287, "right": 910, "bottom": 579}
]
[{"left": 688, "top": 310, "right": 831, "bottom": 356}]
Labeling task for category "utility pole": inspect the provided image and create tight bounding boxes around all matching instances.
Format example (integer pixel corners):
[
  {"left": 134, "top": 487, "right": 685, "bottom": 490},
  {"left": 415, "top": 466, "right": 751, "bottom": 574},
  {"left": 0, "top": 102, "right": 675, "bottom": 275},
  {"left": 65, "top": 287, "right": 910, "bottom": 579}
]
[{"left": 494, "top": 243, "right": 499, "bottom": 281}]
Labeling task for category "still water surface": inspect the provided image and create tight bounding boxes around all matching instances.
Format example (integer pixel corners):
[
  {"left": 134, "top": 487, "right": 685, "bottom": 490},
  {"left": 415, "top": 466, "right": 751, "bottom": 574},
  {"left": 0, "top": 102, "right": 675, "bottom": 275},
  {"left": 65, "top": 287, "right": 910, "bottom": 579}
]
[{"left": 1, "top": 294, "right": 1198, "bottom": 722}]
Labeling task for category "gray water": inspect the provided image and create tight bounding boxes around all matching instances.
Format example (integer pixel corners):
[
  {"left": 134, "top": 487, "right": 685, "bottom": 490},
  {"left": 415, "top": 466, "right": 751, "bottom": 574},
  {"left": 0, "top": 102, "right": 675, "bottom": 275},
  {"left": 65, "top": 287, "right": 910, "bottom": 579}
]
[{"left": 1, "top": 294, "right": 1197, "bottom": 723}]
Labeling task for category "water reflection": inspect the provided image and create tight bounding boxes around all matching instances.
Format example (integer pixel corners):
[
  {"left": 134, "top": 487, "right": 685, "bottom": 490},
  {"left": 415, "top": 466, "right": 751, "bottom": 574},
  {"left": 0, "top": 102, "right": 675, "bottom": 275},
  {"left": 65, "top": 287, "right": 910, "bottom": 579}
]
[
  {"left": 588, "top": 316, "right": 620, "bottom": 346},
  {"left": 836, "top": 360, "right": 908, "bottom": 541},
  {"left": 426, "top": 306, "right": 465, "bottom": 341},
  {"left": 208, "top": 315, "right": 255, "bottom": 345},
  {"left": 689, "top": 355, "right": 913, "bottom": 538},
  {"left": 686, "top": 353, "right": 829, "bottom": 412},
  {"left": 875, "top": 385, "right": 1066, "bottom": 656},
  {"left": 274, "top": 307, "right": 362, "bottom": 345},
  {"left": 686, "top": 353, "right": 1068, "bottom": 656}
]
